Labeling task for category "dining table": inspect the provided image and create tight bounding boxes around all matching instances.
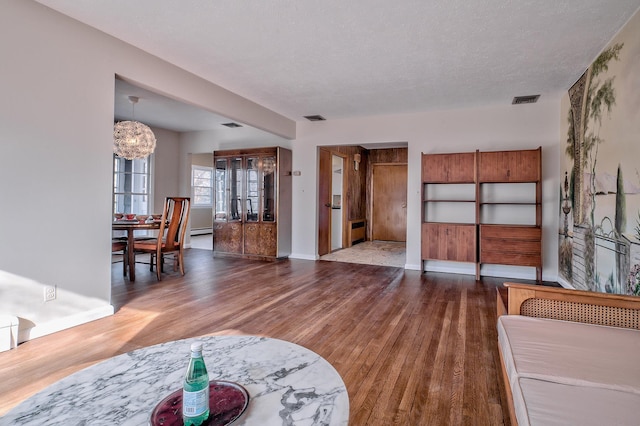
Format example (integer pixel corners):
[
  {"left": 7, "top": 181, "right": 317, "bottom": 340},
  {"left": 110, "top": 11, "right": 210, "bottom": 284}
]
[
  {"left": 2, "top": 335, "right": 350, "bottom": 425},
  {"left": 112, "top": 220, "right": 161, "bottom": 281}
]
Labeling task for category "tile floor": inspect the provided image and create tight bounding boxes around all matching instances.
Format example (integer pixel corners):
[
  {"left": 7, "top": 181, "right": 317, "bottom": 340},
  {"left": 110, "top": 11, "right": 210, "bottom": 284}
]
[
  {"left": 320, "top": 240, "right": 406, "bottom": 267},
  {"left": 189, "top": 235, "right": 406, "bottom": 268}
]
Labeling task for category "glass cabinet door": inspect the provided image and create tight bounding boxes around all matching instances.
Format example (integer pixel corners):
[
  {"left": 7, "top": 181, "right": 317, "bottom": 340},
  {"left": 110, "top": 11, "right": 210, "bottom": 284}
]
[
  {"left": 229, "top": 157, "right": 243, "bottom": 221},
  {"left": 262, "top": 156, "right": 277, "bottom": 222},
  {"left": 213, "top": 147, "right": 290, "bottom": 259},
  {"left": 214, "top": 158, "right": 227, "bottom": 221},
  {"left": 246, "top": 157, "right": 259, "bottom": 222}
]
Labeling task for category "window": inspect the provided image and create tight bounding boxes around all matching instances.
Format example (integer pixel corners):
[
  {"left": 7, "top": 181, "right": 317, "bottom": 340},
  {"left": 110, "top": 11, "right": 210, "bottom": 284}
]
[
  {"left": 192, "top": 165, "right": 213, "bottom": 207},
  {"left": 113, "top": 156, "right": 150, "bottom": 214}
]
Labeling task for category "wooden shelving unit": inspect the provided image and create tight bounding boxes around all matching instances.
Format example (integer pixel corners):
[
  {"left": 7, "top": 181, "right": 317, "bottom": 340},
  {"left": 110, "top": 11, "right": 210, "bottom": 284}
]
[
  {"left": 421, "top": 147, "right": 542, "bottom": 281},
  {"left": 421, "top": 152, "right": 477, "bottom": 266}
]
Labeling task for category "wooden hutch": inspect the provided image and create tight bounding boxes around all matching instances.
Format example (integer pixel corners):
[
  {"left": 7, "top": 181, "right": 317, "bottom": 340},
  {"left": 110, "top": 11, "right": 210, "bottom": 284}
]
[{"left": 213, "top": 147, "right": 292, "bottom": 260}]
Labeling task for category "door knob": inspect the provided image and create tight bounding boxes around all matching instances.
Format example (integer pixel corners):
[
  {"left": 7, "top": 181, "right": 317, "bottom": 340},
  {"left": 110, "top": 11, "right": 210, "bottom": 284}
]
[{"left": 324, "top": 203, "right": 332, "bottom": 207}]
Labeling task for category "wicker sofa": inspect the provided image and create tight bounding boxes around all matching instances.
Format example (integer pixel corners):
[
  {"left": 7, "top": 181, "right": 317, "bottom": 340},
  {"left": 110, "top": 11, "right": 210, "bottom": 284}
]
[{"left": 496, "top": 283, "right": 640, "bottom": 426}]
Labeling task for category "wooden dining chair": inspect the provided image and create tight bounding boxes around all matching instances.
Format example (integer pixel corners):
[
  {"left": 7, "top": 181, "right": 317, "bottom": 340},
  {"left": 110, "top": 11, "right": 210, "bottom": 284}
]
[
  {"left": 111, "top": 240, "right": 128, "bottom": 276},
  {"left": 133, "top": 197, "right": 191, "bottom": 280}
]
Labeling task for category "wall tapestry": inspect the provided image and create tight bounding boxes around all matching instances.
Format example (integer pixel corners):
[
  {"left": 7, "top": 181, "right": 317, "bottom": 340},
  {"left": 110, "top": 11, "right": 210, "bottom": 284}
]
[{"left": 559, "top": 10, "right": 640, "bottom": 294}]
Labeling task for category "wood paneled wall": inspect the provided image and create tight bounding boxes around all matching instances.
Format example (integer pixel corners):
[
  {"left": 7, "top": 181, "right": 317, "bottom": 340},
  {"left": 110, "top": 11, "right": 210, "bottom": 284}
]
[
  {"left": 368, "top": 147, "right": 408, "bottom": 164},
  {"left": 325, "top": 146, "right": 368, "bottom": 223}
]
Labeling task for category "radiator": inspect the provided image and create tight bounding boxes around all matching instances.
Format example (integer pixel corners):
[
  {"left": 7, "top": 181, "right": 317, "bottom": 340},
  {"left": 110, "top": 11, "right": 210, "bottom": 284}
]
[{"left": 348, "top": 219, "right": 366, "bottom": 246}]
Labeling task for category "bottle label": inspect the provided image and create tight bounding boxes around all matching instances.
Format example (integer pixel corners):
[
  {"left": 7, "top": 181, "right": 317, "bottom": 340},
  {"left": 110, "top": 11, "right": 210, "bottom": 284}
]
[{"left": 183, "top": 387, "right": 209, "bottom": 417}]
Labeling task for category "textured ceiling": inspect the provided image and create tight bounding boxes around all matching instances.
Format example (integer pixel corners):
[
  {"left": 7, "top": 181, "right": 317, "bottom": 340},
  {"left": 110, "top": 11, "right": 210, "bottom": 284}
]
[
  {"left": 115, "top": 78, "right": 233, "bottom": 132},
  {"left": 37, "top": 0, "right": 640, "bottom": 127}
]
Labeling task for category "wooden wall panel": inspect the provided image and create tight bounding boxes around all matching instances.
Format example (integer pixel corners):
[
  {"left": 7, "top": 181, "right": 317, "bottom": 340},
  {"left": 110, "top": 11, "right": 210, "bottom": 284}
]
[
  {"left": 368, "top": 148, "right": 408, "bottom": 164},
  {"left": 327, "top": 146, "right": 368, "bottom": 223}
]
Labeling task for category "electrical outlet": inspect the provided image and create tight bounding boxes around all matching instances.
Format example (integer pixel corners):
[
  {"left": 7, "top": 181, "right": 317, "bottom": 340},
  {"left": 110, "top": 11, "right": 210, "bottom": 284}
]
[{"left": 44, "top": 285, "right": 56, "bottom": 302}]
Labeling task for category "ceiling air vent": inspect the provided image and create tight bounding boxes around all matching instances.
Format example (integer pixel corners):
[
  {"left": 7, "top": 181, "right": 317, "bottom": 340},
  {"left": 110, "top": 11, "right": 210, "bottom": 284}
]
[
  {"left": 221, "top": 122, "right": 242, "bottom": 128},
  {"left": 304, "top": 115, "right": 326, "bottom": 121},
  {"left": 512, "top": 95, "right": 540, "bottom": 105}
]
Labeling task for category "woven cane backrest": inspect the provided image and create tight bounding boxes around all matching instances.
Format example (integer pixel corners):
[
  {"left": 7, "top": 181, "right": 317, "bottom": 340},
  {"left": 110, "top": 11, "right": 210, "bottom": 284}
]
[{"left": 520, "top": 298, "right": 640, "bottom": 329}]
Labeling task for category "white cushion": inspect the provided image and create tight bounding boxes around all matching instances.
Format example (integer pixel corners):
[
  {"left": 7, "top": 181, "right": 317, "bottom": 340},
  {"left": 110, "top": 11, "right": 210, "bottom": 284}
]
[
  {"left": 518, "top": 377, "right": 640, "bottom": 426},
  {"left": 498, "top": 315, "right": 640, "bottom": 426}
]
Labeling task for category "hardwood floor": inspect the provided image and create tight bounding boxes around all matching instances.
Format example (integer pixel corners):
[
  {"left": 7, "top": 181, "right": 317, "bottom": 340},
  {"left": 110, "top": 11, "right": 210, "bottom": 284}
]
[{"left": 0, "top": 249, "right": 516, "bottom": 425}]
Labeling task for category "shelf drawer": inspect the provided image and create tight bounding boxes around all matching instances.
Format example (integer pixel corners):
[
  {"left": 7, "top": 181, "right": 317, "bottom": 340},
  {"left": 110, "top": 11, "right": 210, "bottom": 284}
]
[
  {"left": 481, "top": 250, "right": 541, "bottom": 267},
  {"left": 481, "top": 239, "right": 541, "bottom": 254},
  {"left": 480, "top": 225, "right": 541, "bottom": 267},
  {"left": 480, "top": 225, "right": 541, "bottom": 240}
]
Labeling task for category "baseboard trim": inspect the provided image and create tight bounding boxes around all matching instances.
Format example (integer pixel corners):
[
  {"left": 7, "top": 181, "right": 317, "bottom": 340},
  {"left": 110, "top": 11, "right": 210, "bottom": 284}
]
[
  {"left": 423, "top": 262, "right": 542, "bottom": 281},
  {"left": 18, "top": 305, "right": 114, "bottom": 344},
  {"left": 289, "top": 253, "right": 318, "bottom": 261},
  {"left": 404, "top": 263, "right": 421, "bottom": 271}
]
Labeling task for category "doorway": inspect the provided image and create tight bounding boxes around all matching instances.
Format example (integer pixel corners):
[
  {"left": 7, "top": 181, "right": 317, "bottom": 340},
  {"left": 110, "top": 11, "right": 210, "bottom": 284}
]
[
  {"left": 318, "top": 145, "right": 408, "bottom": 265},
  {"left": 189, "top": 153, "right": 214, "bottom": 250},
  {"left": 318, "top": 149, "right": 346, "bottom": 256},
  {"left": 331, "top": 155, "right": 344, "bottom": 251}
]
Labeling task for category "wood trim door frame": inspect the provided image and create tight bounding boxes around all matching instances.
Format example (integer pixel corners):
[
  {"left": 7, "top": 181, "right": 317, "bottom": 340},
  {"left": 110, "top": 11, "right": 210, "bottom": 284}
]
[
  {"left": 333, "top": 152, "right": 348, "bottom": 251},
  {"left": 318, "top": 148, "right": 349, "bottom": 256},
  {"left": 318, "top": 148, "right": 331, "bottom": 256}
]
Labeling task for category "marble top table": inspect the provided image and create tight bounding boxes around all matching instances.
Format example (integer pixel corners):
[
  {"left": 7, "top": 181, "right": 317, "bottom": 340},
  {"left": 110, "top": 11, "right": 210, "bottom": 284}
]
[{"left": 3, "top": 335, "right": 349, "bottom": 425}]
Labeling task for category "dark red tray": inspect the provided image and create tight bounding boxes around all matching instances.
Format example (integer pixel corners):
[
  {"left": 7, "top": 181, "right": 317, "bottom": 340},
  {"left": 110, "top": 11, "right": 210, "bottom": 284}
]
[{"left": 150, "top": 380, "right": 249, "bottom": 425}]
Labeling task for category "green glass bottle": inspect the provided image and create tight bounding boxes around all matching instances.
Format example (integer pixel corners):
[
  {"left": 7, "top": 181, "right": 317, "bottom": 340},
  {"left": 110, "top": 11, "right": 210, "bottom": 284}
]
[{"left": 182, "top": 341, "right": 210, "bottom": 426}]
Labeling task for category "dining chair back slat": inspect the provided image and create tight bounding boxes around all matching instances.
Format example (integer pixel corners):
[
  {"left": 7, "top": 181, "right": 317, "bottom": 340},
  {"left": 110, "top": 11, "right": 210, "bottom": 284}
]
[{"left": 133, "top": 197, "right": 191, "bottom": 280}]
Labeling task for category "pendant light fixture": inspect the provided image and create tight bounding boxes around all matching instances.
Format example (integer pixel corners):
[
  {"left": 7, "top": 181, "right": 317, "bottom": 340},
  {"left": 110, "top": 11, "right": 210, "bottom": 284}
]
[{"left": 113, "top": 96, "right": 157, "bottom": 160}]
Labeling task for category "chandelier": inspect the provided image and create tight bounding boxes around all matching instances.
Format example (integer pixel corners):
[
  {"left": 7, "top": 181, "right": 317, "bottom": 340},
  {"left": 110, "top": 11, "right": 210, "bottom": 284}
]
[
  {"left": 262, "top": 157, "right": 276, "bottom": 174},
  {"left": 113, "top": 96, "right": 157, "bottom": 160}
]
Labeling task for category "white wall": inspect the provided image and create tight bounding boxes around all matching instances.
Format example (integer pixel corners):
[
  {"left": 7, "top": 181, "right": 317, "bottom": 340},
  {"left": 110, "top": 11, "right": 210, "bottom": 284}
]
[
  {"left": 0, "top": 0, "right": 294, "bottom": 340},
  {"left": 291, "top": 102, "right": 561, "bottom": 281},
  {"left": 189, "top": 153, "right": 214, "bottom": 231},
  {"left": 151, "top": 127, "right": 181, "bottom": 214},
  {"left": 1, "top": 2, "right": 116, "bottom": 305},
  {"left": 0, "top": 0, "right": 564, "bottom": 342}
]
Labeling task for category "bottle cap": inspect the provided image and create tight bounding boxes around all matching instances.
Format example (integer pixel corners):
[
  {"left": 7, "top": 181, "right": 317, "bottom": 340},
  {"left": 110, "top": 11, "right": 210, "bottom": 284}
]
[{"left": 190, "top": 342, "right": 203, "bottom": 352}]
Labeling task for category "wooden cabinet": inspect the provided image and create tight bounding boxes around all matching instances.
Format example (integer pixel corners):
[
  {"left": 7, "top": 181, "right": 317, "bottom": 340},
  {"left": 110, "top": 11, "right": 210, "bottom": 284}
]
[
  {"left": 422, "top": 223, "right": 476, "bottom": 262},
  {"left": 213, "top": 147, "right": 292, "bottom": 260},
  {"left": 244, "top": 222, "right": 277, "bottom": 257},
  {"left": 213, "top": 221, "right": 243, "bottom": 254},
  {"left": 421, "top": 147, "right": 542, "bottom": 281},
  {"left": 421, "top": 152, "right": 476, "bottom": 183},
  {"left": 478, "top": 149, "right": 540, "bottom": 182}
]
